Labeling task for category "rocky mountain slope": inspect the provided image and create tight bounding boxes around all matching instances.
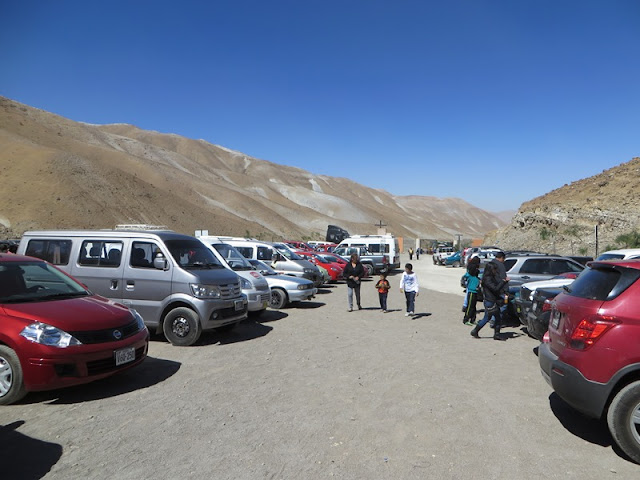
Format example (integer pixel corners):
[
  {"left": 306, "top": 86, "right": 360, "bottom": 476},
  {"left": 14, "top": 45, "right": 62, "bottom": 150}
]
[
  {"left": 0, "top": 96, "right": 506, "bottom": 241},
  {"left": 486, "top": 157, "right": 640, "bottom": 255}
]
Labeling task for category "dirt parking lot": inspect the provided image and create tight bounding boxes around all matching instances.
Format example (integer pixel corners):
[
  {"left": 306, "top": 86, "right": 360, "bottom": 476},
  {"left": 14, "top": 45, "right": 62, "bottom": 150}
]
[{"left": 1, "top": 256, "right": 639, "bottom": 479}]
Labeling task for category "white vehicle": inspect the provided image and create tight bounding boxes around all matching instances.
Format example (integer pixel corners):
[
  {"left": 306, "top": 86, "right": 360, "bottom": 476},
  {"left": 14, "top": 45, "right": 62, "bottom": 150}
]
[
  {"left": 249, "top": 259, "right": 317, "bottom": 308},
  {"left": 433, "top": 246, "right": 455, "bottom": 265},
  {"left": 336, "top": 234, "right": 400, "bottom": 270},
  {"left": 198, "top": 236, "right": 271, "bottom": 316},
  {"left": 596, "top": 248, "right": 640, "bottom": 261}
]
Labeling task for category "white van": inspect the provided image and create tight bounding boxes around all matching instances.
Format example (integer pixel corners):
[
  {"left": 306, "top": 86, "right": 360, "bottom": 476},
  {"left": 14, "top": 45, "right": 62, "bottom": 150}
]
[
  {"left": 337, "top": 234, "right": 400, "bottom": 269},
  {"left": 198, "top": 235, "right": 271, "bottom": 316},
  {"left": 18, "top": 230, "right": 247, "bottom": 346}
]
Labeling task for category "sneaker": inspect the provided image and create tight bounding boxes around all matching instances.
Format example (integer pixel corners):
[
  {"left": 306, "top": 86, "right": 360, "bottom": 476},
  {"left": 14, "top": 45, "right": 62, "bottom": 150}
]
[
  {"left": 408, "top": 312, "right": 414, "bottom": 316},
  {"left": 404, "top": 313, "right": 410, "bottom": 317},
  {"left": 464, "top": 321, "right": 473, "bottom": 326},
  {"left": 348, "top": 308, "right": 353, "bottom": 312},
  {"left": 357, "top": 305, "right": 362, "bottom": 310}
]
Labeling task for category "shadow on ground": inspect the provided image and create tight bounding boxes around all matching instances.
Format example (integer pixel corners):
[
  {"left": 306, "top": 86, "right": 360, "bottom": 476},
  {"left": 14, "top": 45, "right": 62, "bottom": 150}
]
[
  {"left": 0, "top": 421, "right": 62, "bottom": 480},
  {"left": 22, "top": 356, "right": 181, "bottom": 405},
  {"left": 196, "top": 320, "right": 274, "bottom": 347}
]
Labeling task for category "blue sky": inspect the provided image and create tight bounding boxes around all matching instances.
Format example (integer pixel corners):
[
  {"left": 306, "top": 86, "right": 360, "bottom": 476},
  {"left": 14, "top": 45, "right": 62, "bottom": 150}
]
[{"left": 1, "top": 1, "right": 639, "bottom": 212}]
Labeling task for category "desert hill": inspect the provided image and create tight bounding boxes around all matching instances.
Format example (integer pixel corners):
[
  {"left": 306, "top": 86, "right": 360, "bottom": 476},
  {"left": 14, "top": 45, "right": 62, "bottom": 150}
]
[
  {"left": 486, "top": 157, "right": 640, "bottom": 255},
  {"left": 0, "top": 96, "right": 506, "bottom": 241}
]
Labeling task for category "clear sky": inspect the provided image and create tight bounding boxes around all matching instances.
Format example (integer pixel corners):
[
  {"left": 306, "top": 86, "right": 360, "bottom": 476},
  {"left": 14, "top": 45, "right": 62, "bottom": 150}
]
[{"left": 1, "top": 1, "right": 639, "bottom": 212}]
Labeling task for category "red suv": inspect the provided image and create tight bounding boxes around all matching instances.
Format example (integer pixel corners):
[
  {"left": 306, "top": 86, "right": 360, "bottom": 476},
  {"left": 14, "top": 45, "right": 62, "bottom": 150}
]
[
  {"left": 0, "top": 254, "right": 149, "bottom": 404},
  {"left": 539, "top": 259, "right": 640, "bottom": 463}
]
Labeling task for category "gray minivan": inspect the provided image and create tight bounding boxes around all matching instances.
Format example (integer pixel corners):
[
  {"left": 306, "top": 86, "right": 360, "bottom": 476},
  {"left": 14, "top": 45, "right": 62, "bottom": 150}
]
[{"left": 18, "top": 230, "right": 247, "bottom": 346}]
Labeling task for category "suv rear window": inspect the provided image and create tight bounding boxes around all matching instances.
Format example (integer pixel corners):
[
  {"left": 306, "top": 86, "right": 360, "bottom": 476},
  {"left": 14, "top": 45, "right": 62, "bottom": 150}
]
[{"left": 568, "top": 265, "right": 640, "bottom": 301}]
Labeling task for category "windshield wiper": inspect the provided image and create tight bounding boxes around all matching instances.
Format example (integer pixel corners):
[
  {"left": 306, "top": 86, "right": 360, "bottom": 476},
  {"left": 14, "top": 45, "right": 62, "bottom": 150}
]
[
  {"left": 186, "top": 262, "right": 223, "bottom": 269},
  {"left": 38, "top": 291, "right": 89, "bottom": 300}
]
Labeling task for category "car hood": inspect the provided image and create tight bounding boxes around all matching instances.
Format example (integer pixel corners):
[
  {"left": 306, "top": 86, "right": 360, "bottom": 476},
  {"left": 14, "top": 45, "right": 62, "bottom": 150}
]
[
  {"left": 263, "top": 274, "right": 314, "bottom": 289},
  {"left": 1, "top": 296, "right": 134, "bottom": 331}
]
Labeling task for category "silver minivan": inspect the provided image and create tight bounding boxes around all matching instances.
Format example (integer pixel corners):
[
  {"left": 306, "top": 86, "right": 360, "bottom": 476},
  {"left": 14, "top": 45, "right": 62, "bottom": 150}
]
[
  {"left": 198, "top": 236, "right": 271, "bottom": 316},
  {"left": 18, "top": 230, "right": 247, "bottom": 346}
]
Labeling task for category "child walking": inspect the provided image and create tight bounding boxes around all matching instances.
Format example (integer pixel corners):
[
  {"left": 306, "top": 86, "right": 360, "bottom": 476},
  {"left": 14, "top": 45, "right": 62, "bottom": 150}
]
[
  {"left": 399, "top": 263, "right": 419, "bottom": 316},
  {"left": 462, "top": 258, "right": 481, "bottom": 325},
  {"left": 375, "top": 273, "right": 391, "bottom": 312}
]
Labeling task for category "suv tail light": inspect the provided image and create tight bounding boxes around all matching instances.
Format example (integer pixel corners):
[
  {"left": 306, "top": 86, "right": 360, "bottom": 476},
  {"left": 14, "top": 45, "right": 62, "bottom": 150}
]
[
  {"left": 569, "top": 315, "right": 619, "bottom": 350},
  {"left": 542, "top": 299, "right": 553, "bottom": 312}
]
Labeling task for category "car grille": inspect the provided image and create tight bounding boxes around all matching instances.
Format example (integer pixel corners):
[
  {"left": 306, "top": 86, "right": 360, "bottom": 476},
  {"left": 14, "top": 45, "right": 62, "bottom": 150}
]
[
  {"left": 86, "top": 346, "right": 146, "bottom": 376},
  {"left": 259, "top": 293, "right": 270, "bottom": 303},
  {"left": 214, "top": 305, "right": 247, "bottom": 319},
  {"left": 70, "top": 319, "right": 142, "bottom": 344},
  {"left": 220, "top": 283, "right": 241, "bottom": 299}
]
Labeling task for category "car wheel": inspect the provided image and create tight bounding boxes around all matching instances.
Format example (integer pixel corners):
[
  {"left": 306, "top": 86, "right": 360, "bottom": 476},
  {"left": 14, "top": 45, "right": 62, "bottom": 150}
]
[
  {"left": 270, "top": 288, "right": 288, "bottom": 309},
  {"left": 607, "top": 380, "right": 640, "bottom": 464},
  {"left": 453, "top": 261, "right": 461, "bottom": 268},
  {"left": 163, "top": 307, "right": 202, "bottom": 346},
  {"left": 364, "top": 264, "right": 374, "bottom": 276},
  {"left": 0, "top": 346, "right": 27, "bottom": 405}
]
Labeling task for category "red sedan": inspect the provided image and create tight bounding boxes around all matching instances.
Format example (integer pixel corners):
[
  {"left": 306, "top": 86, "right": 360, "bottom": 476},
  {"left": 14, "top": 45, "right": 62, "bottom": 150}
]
[
  {"left": 296, "top": 251, "right": 344, "bottom": 282},
  {"left": 0, "top": 254, "right": 149, "bottom": 404}
]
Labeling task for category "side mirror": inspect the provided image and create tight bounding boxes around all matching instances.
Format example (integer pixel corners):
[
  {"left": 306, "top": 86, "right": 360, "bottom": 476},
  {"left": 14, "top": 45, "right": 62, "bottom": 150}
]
[{"left": 154, "top": 254, "right": 168, "bottom": 270}]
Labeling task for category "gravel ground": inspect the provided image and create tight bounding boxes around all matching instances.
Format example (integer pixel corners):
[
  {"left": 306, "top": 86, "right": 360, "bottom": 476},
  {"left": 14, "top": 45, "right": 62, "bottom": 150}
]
[{"left": 1, "top": 255, "right": 638, "bottom": 479}]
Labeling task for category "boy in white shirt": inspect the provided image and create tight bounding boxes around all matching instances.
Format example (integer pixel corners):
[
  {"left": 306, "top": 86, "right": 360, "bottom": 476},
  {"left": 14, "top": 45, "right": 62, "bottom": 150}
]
[{"left": 399, "top": 263, "right": 419, "bottom": 316}]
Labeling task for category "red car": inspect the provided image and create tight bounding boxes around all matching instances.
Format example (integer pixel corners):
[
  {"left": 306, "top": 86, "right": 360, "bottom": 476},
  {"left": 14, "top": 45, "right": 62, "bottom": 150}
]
[
  {"left": 295, "top": 251, "right": 344, "bottom": 282},
  {"left": 0, "top": 254, "right": 149, "bottom": 405},
  {"left": 539, "top": 259, "right": 640, "bottom": 463}
]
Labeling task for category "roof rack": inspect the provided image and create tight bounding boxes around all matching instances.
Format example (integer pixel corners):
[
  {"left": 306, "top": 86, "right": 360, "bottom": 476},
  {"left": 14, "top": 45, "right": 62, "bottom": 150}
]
[{"left": 115, "top": 224, "right": 170, "bottom": 231}]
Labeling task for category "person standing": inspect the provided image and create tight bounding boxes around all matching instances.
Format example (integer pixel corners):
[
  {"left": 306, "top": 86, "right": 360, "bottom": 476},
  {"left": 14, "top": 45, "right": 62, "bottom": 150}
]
[
  {"left": 408, "top": 248, "right": 414, "bottom": 260},
  {"left": 462, "top": 256, "right": 481, "bottom": 325},
  {"left": 375, "top": 273, "right": 390, "bottom": 312},
  {"left": 470, "top": 262, "right": 507, "bottom": 340},
  {"left": 416, "top": 247, "right": 420, "bottom": 260},
  {"left": 343, "top": 253, "right": 364, "bottom": 312},
  {"left": 399, "top": 263, "right": 419, "bottom": 316}
]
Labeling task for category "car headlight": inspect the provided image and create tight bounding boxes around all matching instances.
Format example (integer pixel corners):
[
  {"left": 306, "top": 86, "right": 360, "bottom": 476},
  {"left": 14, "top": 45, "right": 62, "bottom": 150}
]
[
  {"left": 297, "top": 284, "right": 309, "bottom": 290},
  {"left": 303, "top": 268, "right": 315, "bottom": 274},
  {"left": 20, "top": 322, "right": 82, "bottom": 348},
  {"left": 239, "top": 277, "right": 252, "bottom": 289},
  {"left": 190, "top": 283, "right": 222, "bottom": 299},
  {"left": 330, "top": 267, "right": 338, "bottom": 272},
  {"left": 130, "top": 309, "right": 146, "bottom": 331}
]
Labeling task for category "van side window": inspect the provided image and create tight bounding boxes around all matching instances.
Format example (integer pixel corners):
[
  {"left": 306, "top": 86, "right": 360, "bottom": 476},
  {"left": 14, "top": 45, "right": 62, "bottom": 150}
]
[
  {"left": 257, "top": 247, "right": 272, "bottom": 261},
  {"left": 130, "top": 242, "right": 158, "bottom": 269},
  {"left": 235, "top": 247, "right": 253, "bottom": 259},
  {"left": 25, "top": 239, "right": 72, "bottom": 265},
  {"left": 78, "top": 241, "right": 123, "bottom": 267}
]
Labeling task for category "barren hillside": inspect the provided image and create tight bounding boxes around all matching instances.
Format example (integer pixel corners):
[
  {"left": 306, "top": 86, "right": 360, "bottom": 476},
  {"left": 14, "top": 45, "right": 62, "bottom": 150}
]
[
  {"left": 486, "top": 157, "right": 640, "bottom": 255},
  {"left": 0, "top": 97, "right": 505, "bottom": 241}
]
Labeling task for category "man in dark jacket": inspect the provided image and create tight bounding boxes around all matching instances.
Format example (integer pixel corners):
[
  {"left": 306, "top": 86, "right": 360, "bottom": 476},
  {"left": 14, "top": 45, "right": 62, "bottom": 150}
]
[{"left": 489, "top": 251, "right": 511, "bottom": 325}]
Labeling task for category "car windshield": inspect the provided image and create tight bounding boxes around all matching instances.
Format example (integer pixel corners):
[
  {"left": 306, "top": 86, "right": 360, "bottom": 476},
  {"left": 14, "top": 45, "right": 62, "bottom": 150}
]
[
  {"left": 165, "top": 239, "right": 224, "bottom": 269},
  {"left": 319, "top": 255, "right": 338, "bottom": 263},
  {"left": 273, "top": 245, "right": 302, "bottom": 260},
  {"left": 249, "top": 259, "right": 277, "bottom": 275},
  {"left": 0, "top": 261, "right": 89, "bottom": 304},
  {"left": 211, "top": 243, "right": 253, "bottom": 271},
  {"left": 596, "top": 253, "right": 625, "bottom": 261}
]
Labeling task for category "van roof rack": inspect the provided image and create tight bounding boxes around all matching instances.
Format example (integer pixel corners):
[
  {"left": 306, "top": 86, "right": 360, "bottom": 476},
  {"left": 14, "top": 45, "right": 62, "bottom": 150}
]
[{"left": 115, "top": 224, "right": 170, "bottom": 231}]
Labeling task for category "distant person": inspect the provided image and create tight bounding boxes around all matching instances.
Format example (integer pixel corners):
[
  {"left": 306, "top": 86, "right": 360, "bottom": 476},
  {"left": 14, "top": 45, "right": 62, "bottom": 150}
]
[
  {"left": 343, "top": 253, "right": 364, "bottom": 312},
  {"left": 408, "top": 247, "right": 414, "bottom": 260},
  {"left": 416, "top": 248, "right": 420, "bottom": 260},
  {"left": 399, "top": 263, "right": 419, "bottom": 316},
  {"left": 375, "top": 272, "right": 391, "bottom": 313},
  {"left": 462, "top": 256, "right": 481, "bottom": 325},
  {"left": 470, "top": 262, "right": 507, "bottom": 340}
]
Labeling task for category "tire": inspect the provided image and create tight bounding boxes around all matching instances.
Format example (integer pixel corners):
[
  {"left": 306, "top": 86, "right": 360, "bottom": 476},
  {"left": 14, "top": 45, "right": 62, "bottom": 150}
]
[
  {"left": 162, "top": 307, "right": 202, "bottom": 346},
  {"left": 0, "top": 345, "right": 27, "bottom": 405},
  {"left": 607, "top": 380, "right": 640, "bottom": 464},
  {"left": 453, "top": 261, "right": 461, "bottom": 268},
  {"left": 270, "top": 288, "right": 288, "bottom": 309},
  {"left": 364, "top": 264, "right": 374, "bottom": 276}
]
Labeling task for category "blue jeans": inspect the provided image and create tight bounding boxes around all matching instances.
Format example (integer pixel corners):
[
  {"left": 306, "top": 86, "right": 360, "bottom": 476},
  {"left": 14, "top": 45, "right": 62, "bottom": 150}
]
[
  {"left": 404, "top": 291, "right": 416, "bottom": 313},
  {"left": 477, "top": 300, "right": 501, "bottom": 330}
]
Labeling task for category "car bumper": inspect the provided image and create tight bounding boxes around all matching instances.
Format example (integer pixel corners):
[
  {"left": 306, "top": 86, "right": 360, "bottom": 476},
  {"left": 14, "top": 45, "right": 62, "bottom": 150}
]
[
  {"left": 246, "top": 289, "right": 271, "bottom": 312},
  {"left": 538, "top": 342, "right": 610, "bottom": 419},
  {"left": 201, "top": 297, "right": 248, "bottom": 329},
  {"left": 22, "top": 329, "right": 149, "bottom": 392},
  {"left": 288, "top": 288, "right": 317, "bottom": 302}
]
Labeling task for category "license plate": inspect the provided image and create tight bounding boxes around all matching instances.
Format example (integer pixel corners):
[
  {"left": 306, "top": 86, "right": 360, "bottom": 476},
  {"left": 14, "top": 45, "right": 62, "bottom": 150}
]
[
  {"left": 115, "top": 347, "right": 136, "bottom": 366},
  {"left": 234, "top": 299, "right": 244, "bottom": 311},
  {"left": 551, "top": 310, "right": 561, "bottom": 329},
  {"left": 262, "top": 301, "right": 268, "bottom": 309}
]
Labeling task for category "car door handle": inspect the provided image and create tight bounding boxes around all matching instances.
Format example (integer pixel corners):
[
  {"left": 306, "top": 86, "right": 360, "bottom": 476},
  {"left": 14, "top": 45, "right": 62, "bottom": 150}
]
[
  {"left": 521, "top": 276, "right": 530, "bottom": 280},
  {"left": 110, "top": 280, "right": 119, "bottom": 290},
  {"left": 126, "top": 281, "right": 135, "bottom": 291}
]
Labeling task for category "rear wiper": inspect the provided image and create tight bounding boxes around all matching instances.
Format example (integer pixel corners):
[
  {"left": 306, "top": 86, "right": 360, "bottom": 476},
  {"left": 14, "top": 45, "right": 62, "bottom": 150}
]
[{"left": 562, "top": 285, "right": 572, "bottom": 293}]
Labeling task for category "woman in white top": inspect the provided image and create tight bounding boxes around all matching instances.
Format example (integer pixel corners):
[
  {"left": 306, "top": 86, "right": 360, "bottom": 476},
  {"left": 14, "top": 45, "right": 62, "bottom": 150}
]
[{"left": 399, "top": 263, "right": 419, "bottom": 316}]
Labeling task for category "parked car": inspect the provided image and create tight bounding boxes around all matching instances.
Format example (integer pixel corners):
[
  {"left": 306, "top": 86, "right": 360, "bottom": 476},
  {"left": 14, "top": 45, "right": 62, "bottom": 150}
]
[
  {"left": 333, "top": 245, "right": 386, "bottom": 275},
  {"left": 433, "top": 246, "right": 455, "bottom": 265},
  {"left": 596, "top": 249, "right": 640, "bottom": 261},
  {"left": 445, "top": 251, "right": 463, "bottom": 267},
  {"left": 296, "top": 251, "right": 343, "bottom": 282},
  {"left": 248, "top": 260, "right": 317, "bottom": 309},
  {"left": 18, "top": 229, "right": 248, "bottom": 346},
  {"left": 525, "top": 286, "right": 563, "bottom": 340},
  {"left": 0, "top": 254, "right": 149, "bottom": 405},
  {"left": 198, "top": 236, "right": 271, "bottom": 317},
  {"left": 539, "top": 259, "right": 640, "bottom": 463},
  {"left": 514, "top": 273, "right": 580, "bottom": 325},
  {"left": 336, "top": 234, "right": 400, "bottom": 270},
  {"left": 285, "top": 241, "right": 314, "bottom": 251},
  {"left": 503, "top": 254, "right": 584, "bottom": 287}
]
